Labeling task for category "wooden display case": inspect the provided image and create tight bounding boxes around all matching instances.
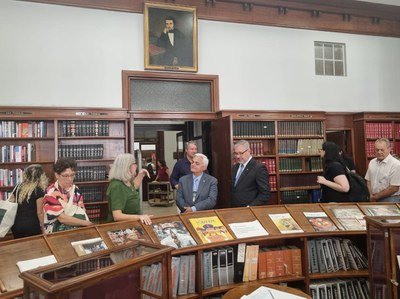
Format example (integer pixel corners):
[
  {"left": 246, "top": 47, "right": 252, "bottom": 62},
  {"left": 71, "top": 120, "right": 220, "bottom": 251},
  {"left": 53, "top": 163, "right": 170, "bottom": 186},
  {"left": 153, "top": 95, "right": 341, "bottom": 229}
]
[
  {"left": 1, "top": 202, "right": 395, "bottom": 298},
  {"left": 20, "top": 240, "right": 172, "bottom": 299},
  {"left": 366, "top": 216, "right": 400, "bottom": 299},
  {"left": 147, "top": 181, "right": 174, "bottom": 206}
]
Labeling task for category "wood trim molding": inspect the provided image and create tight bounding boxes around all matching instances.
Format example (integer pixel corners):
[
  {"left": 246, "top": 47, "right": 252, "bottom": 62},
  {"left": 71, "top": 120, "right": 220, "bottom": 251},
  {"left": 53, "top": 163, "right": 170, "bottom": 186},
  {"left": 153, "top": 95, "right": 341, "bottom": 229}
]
[
  {"left": 22, "top": 0, "right": 400, "bottom": 37},
  {"left": 122, "top": 70, "right": 219, "bottom": 118}
]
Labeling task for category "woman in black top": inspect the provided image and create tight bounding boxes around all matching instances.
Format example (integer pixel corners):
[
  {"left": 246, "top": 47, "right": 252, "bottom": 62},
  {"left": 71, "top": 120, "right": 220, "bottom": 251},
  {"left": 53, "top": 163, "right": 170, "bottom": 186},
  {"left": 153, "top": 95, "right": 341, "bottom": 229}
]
[
  {"left": 11, "top": 164, "right": 49, "bottom": 238},
  {"left": 317, "top": 141, "right": 350, "bottom": 203}
]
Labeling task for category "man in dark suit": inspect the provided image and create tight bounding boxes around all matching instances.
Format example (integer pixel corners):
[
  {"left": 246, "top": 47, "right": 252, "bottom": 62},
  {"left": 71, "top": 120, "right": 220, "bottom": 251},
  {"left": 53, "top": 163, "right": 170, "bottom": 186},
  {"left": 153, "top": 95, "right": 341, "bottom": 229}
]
[
  {"left": 231, "top": 140, "right": 270, "bottom": 207},
  {"left": 157, "top": 16, "right": 189, "bottom": 66},
  {"left": 176, "top": 153, "right": 218, "bottom": 213}
]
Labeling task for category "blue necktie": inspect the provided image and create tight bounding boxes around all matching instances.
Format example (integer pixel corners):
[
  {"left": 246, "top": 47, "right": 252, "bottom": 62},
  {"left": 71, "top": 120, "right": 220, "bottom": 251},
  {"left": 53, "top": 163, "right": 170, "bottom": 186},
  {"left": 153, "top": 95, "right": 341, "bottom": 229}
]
[
  {"left": 235, "top": 164, "right": 244, "bottom": 186},
  {"left": 193, "top": 177, "right": 199, "bottom": 202}
]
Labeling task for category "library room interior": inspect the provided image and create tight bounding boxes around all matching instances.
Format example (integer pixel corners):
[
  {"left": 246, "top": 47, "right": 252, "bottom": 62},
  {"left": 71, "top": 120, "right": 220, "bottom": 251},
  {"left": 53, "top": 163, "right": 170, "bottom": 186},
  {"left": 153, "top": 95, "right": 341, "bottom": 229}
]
[{"left": 1, "top": 0, "right": 400, "bottom": 298}]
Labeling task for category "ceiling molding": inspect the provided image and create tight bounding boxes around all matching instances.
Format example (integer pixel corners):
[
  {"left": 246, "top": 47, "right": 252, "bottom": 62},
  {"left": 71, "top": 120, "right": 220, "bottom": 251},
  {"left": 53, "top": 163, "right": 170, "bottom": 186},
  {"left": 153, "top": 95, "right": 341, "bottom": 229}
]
[{"left": 22, "top": 0, "right": 400, "bottom": 37}]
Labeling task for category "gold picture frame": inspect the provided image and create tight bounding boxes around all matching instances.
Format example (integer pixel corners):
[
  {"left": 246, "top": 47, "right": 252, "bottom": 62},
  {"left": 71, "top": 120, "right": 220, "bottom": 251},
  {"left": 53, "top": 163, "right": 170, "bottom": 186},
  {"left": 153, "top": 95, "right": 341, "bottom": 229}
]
[{"left": 144, "top": 2, "right": 198, "bottom": 72}]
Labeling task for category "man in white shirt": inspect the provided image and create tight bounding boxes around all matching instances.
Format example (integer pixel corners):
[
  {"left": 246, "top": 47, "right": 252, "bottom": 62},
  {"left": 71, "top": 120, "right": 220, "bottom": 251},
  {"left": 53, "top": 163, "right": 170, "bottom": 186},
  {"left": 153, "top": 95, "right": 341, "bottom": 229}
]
[{"left": 365, "top": 138, "right": 400, "bottom": 202}]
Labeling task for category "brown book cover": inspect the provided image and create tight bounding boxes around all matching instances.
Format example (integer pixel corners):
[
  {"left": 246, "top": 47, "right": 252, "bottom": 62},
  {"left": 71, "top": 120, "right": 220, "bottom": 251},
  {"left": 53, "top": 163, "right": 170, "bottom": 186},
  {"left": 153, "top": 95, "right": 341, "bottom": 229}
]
[
  {"left": 265, "top": 249, "right": 276, "bottom": 278},
  {"left": 280, "top": 246, "right": 293, "bottom": 275},
  {"left": 257, "top": 248, "right": 267, "bottom": 279},
  {"left": 289, "top": 245, "right": 303, "bottom": 276}
]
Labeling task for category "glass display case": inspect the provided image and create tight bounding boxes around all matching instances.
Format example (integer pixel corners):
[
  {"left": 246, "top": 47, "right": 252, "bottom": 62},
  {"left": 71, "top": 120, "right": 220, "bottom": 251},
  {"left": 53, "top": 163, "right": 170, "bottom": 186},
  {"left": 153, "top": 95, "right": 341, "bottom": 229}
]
[
  {"left": 20, "top": 240, "right": 172, "bottom": 299},
  {"left": 366, "top": 216, "right": 400, "bottom": 299}
]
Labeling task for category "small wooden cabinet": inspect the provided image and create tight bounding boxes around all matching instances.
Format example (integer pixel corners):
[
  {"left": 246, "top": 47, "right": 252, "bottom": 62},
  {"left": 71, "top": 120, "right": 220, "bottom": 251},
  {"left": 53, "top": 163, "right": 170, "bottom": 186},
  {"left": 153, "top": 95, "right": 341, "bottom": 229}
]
[
  {"left": 366, "top": 216, "right": 400, "bottom": 299},
  {"left": 147, "top": 181, "right": 174, "bottom": 206}
]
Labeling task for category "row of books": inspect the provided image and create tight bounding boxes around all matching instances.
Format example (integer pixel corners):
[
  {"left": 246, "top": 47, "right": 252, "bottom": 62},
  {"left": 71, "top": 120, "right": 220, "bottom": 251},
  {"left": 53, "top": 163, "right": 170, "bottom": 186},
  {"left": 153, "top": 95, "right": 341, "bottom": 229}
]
[
  {"left": 277, "top": 121, "right": 324, "bottom": 137},
  {"left": 248, "top": 141, "right": 274, "bottom": 156},
  {"left": 85, "top": 206, "right": 102, "bottom": 223},
  {"left": 58, "top": 120, "right": 110, "bottom": 137},
  {"left": 58, "top": 144, "right": 104, "bottom": 160},
  {"left": 269, "top": 176, "right": 277, "bottom": 191},
  {"left": 258, "top": 245, "right": 302, "bottom": 279},
  {"left": 260, "top": 158, "right": 276, "bottom": 173},
  {"left": 233, "top": 121, "right": 275, "bottom": 138},
  {"left": 75, "top": 165, "right": 107, "bottom": 182},
  {"left": 279, "top": 173, "right": 318, "bottom": 188},
  {"left": 278, "top": 139, "right": 323, "bottom": 155},
  {"left": 0, "top": 168, "right": 23, "bottom": 187},
  {"left": 171, "top": 255, "right": 196, "bottom": 296},
  {"left": 279, "top": 157, "right": 302, "bottom": 172},
  {"left": 307, "top": 238, "right": 367, "bottom": 274},
  {"left": 365, "top": 122, "right": 393, "bottom": 139},
  {"left": 202, "top": 247, "right": 234, "bottom": 289},
  {"left": 0, "top": 191, "right": 12, "bottom": 201},
  {"left": 75, "top": 257, "right": 113, "bottom": 275},
  {"left": 1, "top": 144, "right": 34, "bottom": 163},
  {"left": 310, "top": 278, "right": 370, "bottom": 299},
  {"left": 0, "top": 121, "right": 47, "bottom": 138},
  {"left": 141, "top": 262, "right": 163, "bottom": 299},
  {"left": 79, "top": 186, "right": 104, "bottom": 203},
  {"left": 306, "top": 157, "right": 323, "bottom": 172},
  {"left": 281, "top": 190, "right": 311, "bottom": 204}
]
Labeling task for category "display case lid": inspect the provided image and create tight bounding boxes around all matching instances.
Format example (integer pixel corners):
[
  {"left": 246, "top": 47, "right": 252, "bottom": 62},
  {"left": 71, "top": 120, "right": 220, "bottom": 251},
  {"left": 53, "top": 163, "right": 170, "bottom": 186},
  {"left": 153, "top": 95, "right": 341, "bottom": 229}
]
[{"left": 20, "top": 240, "right": 171, "bottom": 294}]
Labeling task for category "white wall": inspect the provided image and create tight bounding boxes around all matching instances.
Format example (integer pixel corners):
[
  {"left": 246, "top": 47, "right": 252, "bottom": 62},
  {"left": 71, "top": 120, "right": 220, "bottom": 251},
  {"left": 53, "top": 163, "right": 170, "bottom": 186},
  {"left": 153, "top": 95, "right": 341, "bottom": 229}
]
[
  {"left": 1, "top": 0, "right": 399, "bottom": 112},
  {"left": 164, "top": 131, "right": 179, "bottom": 173}
]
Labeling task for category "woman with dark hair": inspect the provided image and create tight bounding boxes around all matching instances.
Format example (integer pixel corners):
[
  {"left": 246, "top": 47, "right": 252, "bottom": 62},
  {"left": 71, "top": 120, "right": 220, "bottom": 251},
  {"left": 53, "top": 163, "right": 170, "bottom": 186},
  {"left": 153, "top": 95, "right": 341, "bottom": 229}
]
[
  {"left": 317, "top": 141, "right": 350, "bottom": 203},
  {"left": 11, "top": 164, "right": 49, "bottom": 238},
  {"left": 155, "top": 159, "right": 170, "bottom": 182},
  {"left": 339, "top": 147, "right": 356, "bottom": 172},
  {"left": 43, "top": 157, "right": 93, "bottom": 233}
]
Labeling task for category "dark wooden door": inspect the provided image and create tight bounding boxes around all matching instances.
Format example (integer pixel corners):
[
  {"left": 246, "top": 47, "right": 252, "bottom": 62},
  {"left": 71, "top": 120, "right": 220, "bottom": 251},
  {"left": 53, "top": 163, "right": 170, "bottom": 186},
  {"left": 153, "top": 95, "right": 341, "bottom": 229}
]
[{"left": 210, "top": 116, "right": 233, "bottom": 208}]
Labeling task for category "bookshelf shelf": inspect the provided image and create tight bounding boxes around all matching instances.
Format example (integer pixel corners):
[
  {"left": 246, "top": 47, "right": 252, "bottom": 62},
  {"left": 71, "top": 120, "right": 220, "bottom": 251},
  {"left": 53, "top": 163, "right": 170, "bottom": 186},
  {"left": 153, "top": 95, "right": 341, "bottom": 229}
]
[
  {"left": 309, "top": 269, "right": 369, "bottom": 280},
  {"left": 280, "top": 186, "right": 320, "bottom": 191},
  {"left": 58, "top": 136, "right": 126, "bottom": 140}
]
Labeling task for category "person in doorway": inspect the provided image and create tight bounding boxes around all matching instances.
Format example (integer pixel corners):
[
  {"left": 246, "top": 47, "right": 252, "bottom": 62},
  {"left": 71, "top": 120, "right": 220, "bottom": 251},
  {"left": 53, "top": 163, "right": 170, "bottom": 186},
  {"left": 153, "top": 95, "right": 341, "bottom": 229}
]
[
  {"left": 155, "top": 159, "right": 170, "bottom": 182},
  {"left": 11, "top": 164, "right": 48, "bottom": 238},
  {"left": 170, "top": 141, "right": 197, "bottom": 189},
  {"left": 365, "top": 138, "right": 400, "bottom": 202},
  {"left": 231, "top": 140, "right": 270, "bottom": 207},
  {"left": 176, "top": 153, "right": 217, "bottom": 213},
  {"left": 107, "top": 153, "right": 153, "bottom": 224},
  {"left": 317, "top": 141, "right": 350, "bottom": 203}
]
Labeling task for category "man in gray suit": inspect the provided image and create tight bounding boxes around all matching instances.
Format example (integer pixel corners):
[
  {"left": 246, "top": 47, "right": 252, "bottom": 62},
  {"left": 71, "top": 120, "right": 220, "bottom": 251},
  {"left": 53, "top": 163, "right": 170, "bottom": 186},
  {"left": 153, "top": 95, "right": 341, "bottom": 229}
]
[{"left": 176, "top": 153, "right": 218, "bottom": 213}]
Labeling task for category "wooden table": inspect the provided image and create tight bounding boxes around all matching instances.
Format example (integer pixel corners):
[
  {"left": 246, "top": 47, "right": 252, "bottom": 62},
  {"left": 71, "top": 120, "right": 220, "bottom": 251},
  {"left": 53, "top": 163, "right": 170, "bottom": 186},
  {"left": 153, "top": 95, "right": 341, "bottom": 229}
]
[{"left": 222, "top": 283, "right": 311, "bottom": 299}]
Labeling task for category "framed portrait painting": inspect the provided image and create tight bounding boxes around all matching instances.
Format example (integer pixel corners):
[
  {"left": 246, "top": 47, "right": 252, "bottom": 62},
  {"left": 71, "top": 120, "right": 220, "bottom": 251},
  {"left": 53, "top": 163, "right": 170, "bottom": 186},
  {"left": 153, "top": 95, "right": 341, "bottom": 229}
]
[{"left": 144, "top": 2, "right": 198, "bottom": 72}]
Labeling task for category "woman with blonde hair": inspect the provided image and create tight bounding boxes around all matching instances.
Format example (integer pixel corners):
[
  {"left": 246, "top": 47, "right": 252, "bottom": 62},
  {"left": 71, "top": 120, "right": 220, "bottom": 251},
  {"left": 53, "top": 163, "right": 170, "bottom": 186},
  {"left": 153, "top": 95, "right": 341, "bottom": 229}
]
[
  {"left": 107, "top": 153, "right": 153, "bottom": 225},
  {"left": 11, "top": 164, "right": 48, "bottom": 238}
]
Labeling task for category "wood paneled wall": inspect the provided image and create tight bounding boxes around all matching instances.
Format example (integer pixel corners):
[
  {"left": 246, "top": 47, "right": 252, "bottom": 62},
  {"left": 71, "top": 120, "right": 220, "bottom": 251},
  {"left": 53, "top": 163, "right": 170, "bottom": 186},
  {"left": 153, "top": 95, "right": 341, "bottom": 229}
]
[{"left": 23, "top": 0, "right": 400, "bottom": 37}]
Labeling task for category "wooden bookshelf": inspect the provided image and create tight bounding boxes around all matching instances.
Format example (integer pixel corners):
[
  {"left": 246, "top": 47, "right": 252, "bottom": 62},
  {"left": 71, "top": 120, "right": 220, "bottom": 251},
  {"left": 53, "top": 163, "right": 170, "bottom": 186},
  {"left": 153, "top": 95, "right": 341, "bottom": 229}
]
[
  {"left": 0, "top": 107, "right": 129, "bottom": 223},
  {"left": 353, "top": 112, "right": 400, "bottom": 176},
  {"left": 214, "top": 111, "right": 326, "bottom": 206}
]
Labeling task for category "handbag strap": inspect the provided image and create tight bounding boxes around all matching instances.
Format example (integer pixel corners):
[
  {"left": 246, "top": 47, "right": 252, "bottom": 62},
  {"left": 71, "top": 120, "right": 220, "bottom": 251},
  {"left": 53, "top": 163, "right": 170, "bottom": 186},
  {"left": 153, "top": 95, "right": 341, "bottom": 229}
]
[{"left": 7, "top": 183, "right": 20, "bottom": 203}]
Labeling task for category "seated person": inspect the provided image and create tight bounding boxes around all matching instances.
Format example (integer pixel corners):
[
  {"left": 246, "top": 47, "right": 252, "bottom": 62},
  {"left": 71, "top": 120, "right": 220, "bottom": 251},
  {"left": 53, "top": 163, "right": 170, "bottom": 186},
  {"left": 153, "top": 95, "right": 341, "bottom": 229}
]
[
  {"left": 176, "top": 153, "right": 217, "bottom": 213},
  {"left": 43, "top": 158, "right": 93, "bottom": 234}
]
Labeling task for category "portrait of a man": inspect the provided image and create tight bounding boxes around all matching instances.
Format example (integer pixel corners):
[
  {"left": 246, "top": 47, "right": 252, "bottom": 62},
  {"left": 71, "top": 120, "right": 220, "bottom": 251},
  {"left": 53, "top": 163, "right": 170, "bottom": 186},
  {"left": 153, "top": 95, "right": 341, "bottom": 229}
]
[{"left": 144, "top": 3, "right": 198, "bottom": 72}]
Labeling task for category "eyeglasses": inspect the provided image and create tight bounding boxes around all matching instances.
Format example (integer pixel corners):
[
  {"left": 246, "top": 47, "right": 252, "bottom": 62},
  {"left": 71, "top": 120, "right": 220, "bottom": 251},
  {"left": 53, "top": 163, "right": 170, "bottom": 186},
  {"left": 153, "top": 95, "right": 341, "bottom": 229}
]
[
  {"left": 233, "top": 148, "right": 249, "bottom": 156},
  {"left": 60, "top": 173, "right": 76, "bottom": 179}
]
